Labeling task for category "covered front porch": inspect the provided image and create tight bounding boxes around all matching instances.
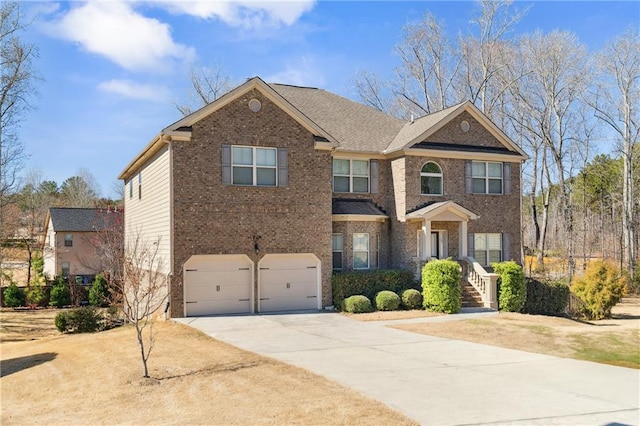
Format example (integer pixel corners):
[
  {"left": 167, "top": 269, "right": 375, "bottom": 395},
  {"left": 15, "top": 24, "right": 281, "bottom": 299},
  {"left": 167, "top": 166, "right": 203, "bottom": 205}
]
[{"left": 406, "top": 201, "right": 498, "bottom": 309}]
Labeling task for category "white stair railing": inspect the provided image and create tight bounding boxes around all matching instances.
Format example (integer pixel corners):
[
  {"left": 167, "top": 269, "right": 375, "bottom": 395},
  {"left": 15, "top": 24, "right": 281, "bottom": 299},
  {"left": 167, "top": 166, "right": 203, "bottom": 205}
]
[{"left": 461, "top": 257, "right": 498, "bottom": 309}]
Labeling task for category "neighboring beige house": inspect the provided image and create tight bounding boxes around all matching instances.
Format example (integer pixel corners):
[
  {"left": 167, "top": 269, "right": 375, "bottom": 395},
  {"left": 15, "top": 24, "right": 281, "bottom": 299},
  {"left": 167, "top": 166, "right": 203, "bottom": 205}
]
[
  {"left": 118, "top": 77, "right": 528, "bottom": 318},
  {"left": 43, "top": 207, "right": 123, "bottom": 282}
]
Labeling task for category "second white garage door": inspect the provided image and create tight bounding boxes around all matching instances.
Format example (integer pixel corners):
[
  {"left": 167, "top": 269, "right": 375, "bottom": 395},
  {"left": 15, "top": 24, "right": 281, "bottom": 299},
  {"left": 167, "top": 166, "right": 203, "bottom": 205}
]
[
  {"left": 183, "top": 254, "right": 253, "bottom": 316},
  {"left": 258, "top": 254, "right": 320, "bottom": 312}
]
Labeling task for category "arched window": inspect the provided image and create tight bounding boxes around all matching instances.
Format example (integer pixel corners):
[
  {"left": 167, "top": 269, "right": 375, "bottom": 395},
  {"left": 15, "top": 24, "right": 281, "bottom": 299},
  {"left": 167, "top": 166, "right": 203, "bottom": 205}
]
[{"left": 421, "top": 162, "right": 443, "bottom": 195}]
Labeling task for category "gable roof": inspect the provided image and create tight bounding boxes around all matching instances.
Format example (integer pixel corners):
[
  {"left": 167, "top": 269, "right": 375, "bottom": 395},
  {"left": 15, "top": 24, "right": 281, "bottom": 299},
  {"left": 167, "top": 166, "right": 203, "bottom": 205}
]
[
  {"left": 47, "top": 207, "right": 122, "bottom": 232},
  {"left": 119, "top": 78, "right": 527, "bottom": 181},
  {"left": 385, "top": 101, "right": 528, "bottom": 159},
  {"left": 270, "top": 84, "right": 405, "bottom": 153}
]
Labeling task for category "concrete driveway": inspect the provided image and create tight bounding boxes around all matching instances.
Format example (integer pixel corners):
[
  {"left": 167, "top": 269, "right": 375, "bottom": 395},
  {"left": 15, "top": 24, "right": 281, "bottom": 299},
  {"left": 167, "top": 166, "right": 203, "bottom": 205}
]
[{"left": 175, "top": 312, "right": 640, "bottom": 425}]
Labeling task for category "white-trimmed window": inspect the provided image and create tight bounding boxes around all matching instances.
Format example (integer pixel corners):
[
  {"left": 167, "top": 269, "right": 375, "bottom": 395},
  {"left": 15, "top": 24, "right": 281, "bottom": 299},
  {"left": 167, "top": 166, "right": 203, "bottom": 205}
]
[
  {"left": 421, "top": 162, "right": 443, "bottom": 195},
  {"left": 137, "top": 172, "right": 142, "bottom": 199},
  {"left": 474, "top": 233, "right": 502, "bottom": 266},
  {"left": 332, "top": 234, "right": 343, "bottom": 270},
  {"left": 353, "top": 233, "right": 370, "bottom": 269},
  {"left": 232, "top": 146, "right": 277, "bottom": 186},
  {"left": 472, "top": 161, "right": 502, "bottom": 194},
  {"left": 129, "top": 179, "right": 133, "bottom": 198},
  {"left": 64, "top": 233, "right": 73, "bottom": 247},
  {"left": 333, "top": 159, "right": 369, "bottom": 193}
]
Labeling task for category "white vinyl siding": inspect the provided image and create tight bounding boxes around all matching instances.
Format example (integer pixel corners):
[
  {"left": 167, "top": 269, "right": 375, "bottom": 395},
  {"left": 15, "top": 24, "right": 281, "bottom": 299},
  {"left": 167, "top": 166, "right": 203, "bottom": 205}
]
[{"left": 124, "top": 144, "right": 171, "bottom": 275}]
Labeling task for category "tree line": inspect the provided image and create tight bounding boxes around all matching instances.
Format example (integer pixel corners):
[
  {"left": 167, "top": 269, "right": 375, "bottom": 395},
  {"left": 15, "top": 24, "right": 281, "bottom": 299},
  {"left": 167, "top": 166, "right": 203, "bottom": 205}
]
[{"left": 352, "top": 1, "right": 638, "bottom": 282}]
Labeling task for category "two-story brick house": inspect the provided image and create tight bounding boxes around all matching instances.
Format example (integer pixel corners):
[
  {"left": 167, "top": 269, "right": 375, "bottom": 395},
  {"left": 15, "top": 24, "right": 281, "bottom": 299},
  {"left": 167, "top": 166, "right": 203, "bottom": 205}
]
[{"left": 118, "top": 77, "right": 527, "bottom": 318}]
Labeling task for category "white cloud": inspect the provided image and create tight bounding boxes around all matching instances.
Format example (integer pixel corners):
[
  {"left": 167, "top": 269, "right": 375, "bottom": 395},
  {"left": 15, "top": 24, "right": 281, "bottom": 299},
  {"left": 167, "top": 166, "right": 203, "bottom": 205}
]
[
  {"left": 98, "top": 79, "right": 170, "bottom": 101},
  {"left": 263, "top": 56, "right": 325, "bottom": 87},
  {"left": 155, "top": 0, "right": 316, "bottom": 29},
  {"left": 46, "top": 1, "right": 194, "bottom": 72}
]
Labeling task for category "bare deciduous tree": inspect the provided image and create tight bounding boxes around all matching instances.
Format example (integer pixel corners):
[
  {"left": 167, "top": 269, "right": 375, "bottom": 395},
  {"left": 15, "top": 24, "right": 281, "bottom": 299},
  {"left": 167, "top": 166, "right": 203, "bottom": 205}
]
[
  {"left": 509, "top": 30, "right": 591, "bottom": 278},
  {"left": 588, "top": 27, "right": 639, "bottom": 276},
  {"left": 0, "top": 1, "right": 38, "bottom": 285},
  {"left": 393, "top": 12, "right": 461, "bottom": 116},
  {"left": 175, "top": 62, "right": 235, "bottom": 116},
  {"left": 119, "top": 232, "right": 169, "bottom": 378}
]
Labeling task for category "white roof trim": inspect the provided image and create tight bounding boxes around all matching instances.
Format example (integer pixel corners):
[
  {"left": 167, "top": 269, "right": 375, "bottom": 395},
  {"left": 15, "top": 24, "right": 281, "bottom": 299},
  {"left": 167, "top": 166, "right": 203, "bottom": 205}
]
[
  {"left": 387, "top": 101, "right": 528, "bottom": 159},
  {"left": 406, "top": 201, "right": 479, "bottom": 221},
  {"left": 165, "top": 77, "right": 338, "bottom": 147},
  {"left": 332, "top": 214, "right": 388, "bottom": 222}
]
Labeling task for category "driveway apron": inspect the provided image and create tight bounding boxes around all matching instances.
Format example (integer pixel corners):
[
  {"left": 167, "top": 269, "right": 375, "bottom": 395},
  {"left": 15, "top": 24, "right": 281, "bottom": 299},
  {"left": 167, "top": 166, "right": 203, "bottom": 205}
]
[{"left": 175, "top": 312, "right": 640, "bottom": 426}]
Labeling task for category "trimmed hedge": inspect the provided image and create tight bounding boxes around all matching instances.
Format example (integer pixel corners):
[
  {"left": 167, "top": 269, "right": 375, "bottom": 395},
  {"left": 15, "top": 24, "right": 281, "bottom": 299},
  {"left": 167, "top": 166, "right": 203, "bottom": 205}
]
[
  {"left": 375, "top": 290, "right": 400, "bottom": 311},
  {"left": 332, "top": 269, "right": 416, "bottom": 309},
  {"left": 421, "top": 259, "right": 461, "bottom": 313},
  {"left": 401, "top": 289, "right": 423, "bottom": 310},
  {"left": 492, "top": 261, "right": 526, "bottom": 312},
  {"left": 522, "top": 278, "right": 569, "bottom": 315},
  {"left": 342, "top": 295, "right": 373, "bottom": 313}
]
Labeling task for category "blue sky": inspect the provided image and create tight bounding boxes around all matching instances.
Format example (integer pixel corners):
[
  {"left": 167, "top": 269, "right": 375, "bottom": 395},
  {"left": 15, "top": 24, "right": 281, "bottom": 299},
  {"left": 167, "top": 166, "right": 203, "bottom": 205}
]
[{"left": 18, "top": 1, "right": 640, "bottom": 198}]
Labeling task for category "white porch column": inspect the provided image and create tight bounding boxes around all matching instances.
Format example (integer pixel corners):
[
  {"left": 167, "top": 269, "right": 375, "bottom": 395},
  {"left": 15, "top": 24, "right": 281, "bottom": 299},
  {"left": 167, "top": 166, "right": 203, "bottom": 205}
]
[
  {"left": 459, "top": 220, "right": 468, "bottom": 258},
  {"left": 423, "top": 220, "right": 432, "bottom": 260}
]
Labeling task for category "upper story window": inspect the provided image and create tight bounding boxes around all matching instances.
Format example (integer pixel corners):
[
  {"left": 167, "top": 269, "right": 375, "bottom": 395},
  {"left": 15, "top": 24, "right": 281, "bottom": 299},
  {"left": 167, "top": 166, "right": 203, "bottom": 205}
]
[
  {"left": 333, "top": 159, "right": 369, "bottom": 193},
  {"left": 129, "top": 179, "right": 133, "bottom": 199},
  {"left": 472, "top": 161, "right": 502, "bottom": 194},
  {"left": 232, "top": 146, "right": 277, "bottom": 186},
  {"left": 420, "top": 162, "right": 443, "bottom": 195},
  {"left": 137, "top": 172, "right": 142, "bottom": 199},
  {"left": 64, "top": 233, "right": 73, "bottom": 247}
]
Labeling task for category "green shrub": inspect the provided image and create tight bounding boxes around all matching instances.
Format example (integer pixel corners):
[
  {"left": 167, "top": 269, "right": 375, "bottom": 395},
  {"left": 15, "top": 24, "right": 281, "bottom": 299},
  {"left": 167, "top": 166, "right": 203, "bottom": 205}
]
[
  {"left": 54, "top": 311, "right": 71, "bottom": 333},
  {"left": 401, "top": 289, "right": 423, "bottom": 310},
  {"left": 54, "top": 307, "right": 103, "bottom": 333},
  {"left": 89, "top": 273, "right": 110, "bottom": 307},
  {"left": 522, "top": 278, "right": 569, "bottom": 315},
  {"left": 571, "top": 260, "right": 627, "bottom": 320},
  {"left": 492, "top": 261, "right": 526, "bottom": 312},
  {"left": 49, "top": 277, "right": 71, "bottom": 308},
  {"left": 332, "top": 269, "right": 415, "bottom": 308},
  {"left": 27, "top": 282, "right": 46, "bottom": 307},
  {"left": 3, "top": 283, "right": 26, "bottom": 307},
  {"left": 375, "top": 290, "right": 400, "bottom": 311},
  {"left": 421, "top": 259, "right": 461, "bottom": 313},
  {"left": 342, "top": 295, "right": 373, "bottom": 313}
]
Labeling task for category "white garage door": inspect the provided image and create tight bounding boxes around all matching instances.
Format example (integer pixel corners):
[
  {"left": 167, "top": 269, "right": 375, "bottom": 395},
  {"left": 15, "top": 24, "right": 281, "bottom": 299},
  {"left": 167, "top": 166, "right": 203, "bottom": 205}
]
[
  {"left": 259, "top": 254, "right": 320, "bottom": 312},
  {"left": 184, "top": 254, "right": 253, "bottom": 316}
]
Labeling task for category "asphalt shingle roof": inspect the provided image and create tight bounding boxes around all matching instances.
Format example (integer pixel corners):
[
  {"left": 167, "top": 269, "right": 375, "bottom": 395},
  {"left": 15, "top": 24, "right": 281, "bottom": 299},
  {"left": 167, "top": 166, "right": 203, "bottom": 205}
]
[
  {"left": 269, "top": 83, "right": 406, "bottom": 153},
  {"left": 332, "top": 199, "right": 387, "bottom": 216},
  {"left": 48, "top": 208, "right": 122, "bottom": 232}
]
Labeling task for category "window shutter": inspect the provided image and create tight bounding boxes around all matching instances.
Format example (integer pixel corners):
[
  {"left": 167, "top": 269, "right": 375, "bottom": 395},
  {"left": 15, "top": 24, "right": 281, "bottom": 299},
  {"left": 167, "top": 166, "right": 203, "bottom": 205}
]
[
  {"left": 467, "top": 233, "right": 475, "bottom": 258},
  {"left": 277, "top": 148, "right": 288, "bottom": 187},
  {"left": 465, "top": 161, "right": 472, "bottom": 193},
  {"left": 370, "top": 160, "right": 379, "bottom": 193},
  {"left": 502, "top": 233, "right": 510, "bottom": 261},
  {"left": 221, "top": 144, "right": 231, "bottom": 184},
  {"left": 503, "top": 163, "right": 511, "bottom": 194}
]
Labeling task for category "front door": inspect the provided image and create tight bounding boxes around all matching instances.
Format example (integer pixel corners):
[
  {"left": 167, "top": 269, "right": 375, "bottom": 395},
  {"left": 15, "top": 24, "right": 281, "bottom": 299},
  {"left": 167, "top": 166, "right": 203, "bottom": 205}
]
[{"left": 431, "top": 232, "right": 440, "bottom": 259}]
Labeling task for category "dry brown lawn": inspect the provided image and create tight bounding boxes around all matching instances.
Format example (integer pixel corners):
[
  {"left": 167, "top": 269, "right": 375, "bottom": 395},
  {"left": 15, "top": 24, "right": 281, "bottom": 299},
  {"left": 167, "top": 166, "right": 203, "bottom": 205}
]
[
  {"left": 0, "top": 310, "right": 415, "bottom": 425},
  {"left": 389, "top": 298, "right": 640, "bottom": 368}
]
